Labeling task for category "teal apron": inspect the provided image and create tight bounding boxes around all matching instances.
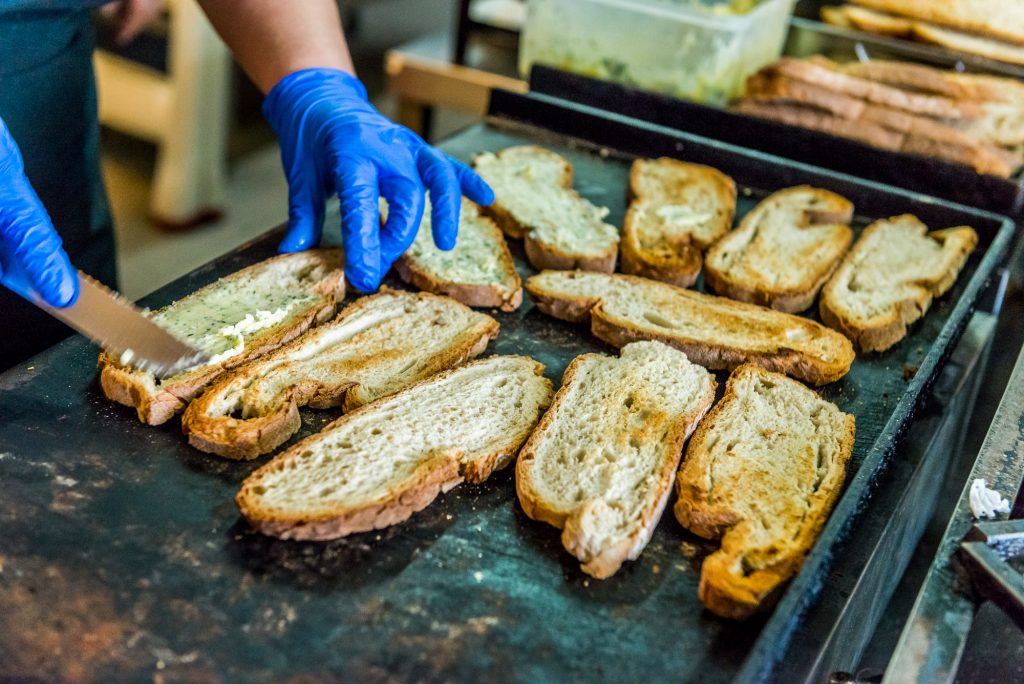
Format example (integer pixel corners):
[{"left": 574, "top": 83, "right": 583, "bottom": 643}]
[{"left": 0, "top": 7, "right": 116, "bottom": 369}]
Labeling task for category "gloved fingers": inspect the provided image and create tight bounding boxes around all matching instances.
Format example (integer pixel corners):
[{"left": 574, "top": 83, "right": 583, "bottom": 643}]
[
  {"left": 278, "top": 171, "right": 326, "bottom": 253},
  {"left": 1, "top": 210, "right": 78, "bottom": 307},
  {"left": 378, "top": 174, "right": 426, "bottom": 268},
  {"left": 447, "top": 153, "right": 495, "bottom": 207},
  {"left": 334, "top": 158, "right": 383, "bottom": 292},
  {"left": 416, "top": 146, "right": 464, "bottom": 251}
]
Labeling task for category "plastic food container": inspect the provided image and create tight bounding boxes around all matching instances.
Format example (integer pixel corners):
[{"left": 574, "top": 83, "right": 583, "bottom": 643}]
[{"left": 519, "top": 0, "right": 796, "bottom": 105}]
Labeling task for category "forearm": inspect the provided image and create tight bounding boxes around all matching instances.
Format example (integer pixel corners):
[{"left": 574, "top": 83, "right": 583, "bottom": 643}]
[{"left": 198, "top": 0, "right": 355, "bottom": 93}]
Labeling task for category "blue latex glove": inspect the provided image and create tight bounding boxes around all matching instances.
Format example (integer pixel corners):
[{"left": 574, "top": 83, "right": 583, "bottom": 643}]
[
  {"left": 0, "top": 116, "right": 78, "bottom": 307},
  {"left": 263, "top": 68, "right": 494, "bottom": 292}
]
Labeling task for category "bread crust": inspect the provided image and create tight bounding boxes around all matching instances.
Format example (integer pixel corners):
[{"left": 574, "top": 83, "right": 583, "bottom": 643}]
[
  {"left": 674, "top": 365, "right": 856, "bottom": 619},
  {"left": 236, "top": 356, "right": 552, "bottom": 540},
  {"left": 393, "top": 256, "right": 523, "bottom": 312},
  {"left": 97, "top": 250, "right": 345, "bottom": 425},
  {"left": 525, "top": 271, "right": 855, "bottom": 385},
  {"left": 819, "top": 217, "right": 978, "bottom": 353},
  {"left": 473, "top": 146, "right": 618, "bottom": 273},
  {"left": 620, "top": 159, "right": 736, "bottom": 288},
  {"left": 851, "top": 0, "right": 1024, "bottom": 47},
  {"left": 516, "top": 345, "right": 716, "bottom": 578},
  {"left": 183, "top": 291, "right": 500, "bottom": 460},
  {"left": 704, "top": 186, "right": 854, "bottom": 313},
  {"left": 392, "top": 201, "right": 524, "bottom": 311}
]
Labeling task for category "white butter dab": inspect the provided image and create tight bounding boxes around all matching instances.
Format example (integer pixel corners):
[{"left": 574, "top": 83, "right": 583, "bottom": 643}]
[{"left": 969, "top": 478, "right": 1010, "bottom": 519}]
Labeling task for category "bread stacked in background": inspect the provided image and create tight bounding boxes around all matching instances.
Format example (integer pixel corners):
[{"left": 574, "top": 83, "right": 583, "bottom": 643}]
[
  {"left": 821, "top": 0, "right": 1024, "bottom": 65},
  {"left": 734, "top": 57, "right": 1024, "bottom": 177}
]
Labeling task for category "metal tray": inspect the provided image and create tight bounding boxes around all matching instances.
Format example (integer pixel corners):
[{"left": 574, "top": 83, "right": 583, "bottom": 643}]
[
  {"left": 527, "top": 17, "right": 1024, "bottom": 218},
  {"left": 0, "top": 94, "right": 1013, "bottom": 683}
]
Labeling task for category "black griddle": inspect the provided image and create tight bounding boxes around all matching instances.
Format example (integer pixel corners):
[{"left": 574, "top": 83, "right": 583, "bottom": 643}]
[
  {"left": 527, "top": 17, "right": 1024, "bottom": 218},
  {"left": 0, "top": 93, "right": 1013, "bottom": 683}
]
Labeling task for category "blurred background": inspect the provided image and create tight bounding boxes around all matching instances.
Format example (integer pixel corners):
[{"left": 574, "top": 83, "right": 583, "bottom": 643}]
[{"left": 97, "top": 0, "right": 523, "bottom": 299}]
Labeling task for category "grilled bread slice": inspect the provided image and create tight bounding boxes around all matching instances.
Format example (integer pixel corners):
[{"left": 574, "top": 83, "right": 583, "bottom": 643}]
[
  {"left": 525, "top": 270, "right": 854, "bottom": 385},
  {"left": 236, "top": 356, "right": 553, "bottom": 541},
  {"left": 704, "top": 186, "right": 854, "bottom": 313},
  {"left": 183, "top": 290, "right": 500, "bottom": 460},
  {"left": 674, "top": 365, "right": 855, "bottom": 619},
  {"left": 99, "top": 250, "right": 345, "bottom": 426},
  {"left": 820, "top": 215, "right": 978, "bottom": 352},
  {"left": 516, "top": 341, "right": 716, "bottom": 579},
  {"left": 850, "top": 0, "right": 1024, "bottom": 47},
  {"left": 621, "top": 158, "right": 737, "bottom": 288},
  {"left": 472, "top": 145, "right": 619, "bottom": 272},
  {"left": 393, "top": 197, "right": 522, "bottom": 311}
]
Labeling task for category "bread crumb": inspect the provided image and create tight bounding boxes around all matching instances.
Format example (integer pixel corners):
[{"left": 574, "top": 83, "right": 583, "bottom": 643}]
[
  {"left": 652, "top": 563, "right": 661, "bottom": 575},
  {"left": 678, "top": 541, "right": 701, "bottom": 558},
  {"left": 473, "top": 571, "right": 484, "bottom": 582},
  {"left": 902, "top": 366, "right": 918, "bottom": 381}
]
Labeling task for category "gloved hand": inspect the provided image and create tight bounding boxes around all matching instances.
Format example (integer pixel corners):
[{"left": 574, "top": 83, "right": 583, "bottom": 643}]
[
  {"left": 0, "top": 116, "right": 78, "bottom": 307},
  {"left": 263, "top": 68, "right": 494, "bottom": 292}
]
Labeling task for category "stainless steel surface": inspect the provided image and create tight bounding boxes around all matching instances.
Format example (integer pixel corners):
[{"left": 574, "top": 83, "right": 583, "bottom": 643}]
[
  {"left": 42, "top": 271, "right": 208, "bottom": 377},
  {"left": 884, "top": 341, "right": 1024, "bottom": 684}
]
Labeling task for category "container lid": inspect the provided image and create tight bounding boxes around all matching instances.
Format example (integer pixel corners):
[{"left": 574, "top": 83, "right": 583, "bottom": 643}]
[{"left": 587, "top": 0, "right": 790, "bottom": 24}]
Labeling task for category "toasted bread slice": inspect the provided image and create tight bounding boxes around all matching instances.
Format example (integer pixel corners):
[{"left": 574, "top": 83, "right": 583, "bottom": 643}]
[
  {"left": 769, "top": 57, "right": 979, "bottom": 120},
  {"left": 621, "top": 158, "right": 737, "bottom": 288},
  {"left": 525, "top": 270, "right": 854, "bottom": 385},
  {"left": 516, "top": 341, "right": 716, "bottom": 578},
  {"left": 183, "top": 290, "right": 500, "bottom": 460},
  {"left": 704, "top": 186, "right": 854, "bottom": 313},
  {"left": 472, "top": 146, "right": 619, "bottom": 272},
  {"left": 820, "top": 215, "right": 978, "bottom": 352},
  {"left": 393, "top": 197, "right": 522, "bottom": 312},
  {"left": 99, "top": 250, "right": 345, "bottom": 426},
  {"left": 236, "top": 356, "right": 553, "bottom": 541},
  {"left": 674, "top": 365, "right": 855, "bottom": 619},
  {"left": 851, "top": 0, "right": 1024, "bottom": 47}
]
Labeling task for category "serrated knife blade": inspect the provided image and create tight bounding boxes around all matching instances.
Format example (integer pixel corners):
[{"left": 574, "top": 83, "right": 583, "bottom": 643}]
[{"left": 40, "top": 271, "right": 209, "bottom": 377}]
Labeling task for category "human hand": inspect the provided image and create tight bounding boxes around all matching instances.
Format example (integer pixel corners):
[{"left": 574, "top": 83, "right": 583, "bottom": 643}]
[
  {"left": 0, "top": 117, "right": 78, "bottom": 307},
  {"left": 262, "top": 68, "right": 494, "bottom": 292},
  {"left": 100, "top": 0, "right": 165, "bottom": 44}
]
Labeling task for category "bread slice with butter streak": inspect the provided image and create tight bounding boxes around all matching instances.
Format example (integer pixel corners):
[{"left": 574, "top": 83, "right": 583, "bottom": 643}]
[
  {"left": 236, "top": 356, "right": 553, "bottom": 541},
  {"left": 674, "top": 364, "right": 855, "bottom": 619},
  {"left": 183, "top": 290, "right": 499, "bottom": 460},
  {"left": 704, "top": 186, "right": 854, "bottom": 313},
  {"left": 99, "top": 249, "right": 345, "bottom": 426},
  {"left": 472, "top": 145, "right": 619, "bottom": 272},
  {"left": 622, "top": 158, "right": 737, "bottom": 288},
  {"left": 516, "top": 341, "right": 716, "bottom": 579},
  {"left": 394, "top": 197, "right": 523, "bottom": 311},
  {"left": 820, "top": 215, "right": 978, "bottom": 352},
  {"left": 525, "top": 270, "right": 854, "bottom": 385}
]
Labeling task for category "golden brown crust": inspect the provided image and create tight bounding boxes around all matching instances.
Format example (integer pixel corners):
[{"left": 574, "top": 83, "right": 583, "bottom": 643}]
[
  {"left": 620, "top": 158, "right": 736, "bottom": 288},
  {"left": 515, "top": 347, "right": 716, "bottom": 579},
  {"left": 97, "top": 250, "right": 346, "bottom": 425},
  {"left": 525, "top": 272, "right": 855, "bottom": 385},
  {"left": 851, "top": 0, "right": 1024, "bottom": 47},
  {"left": 703, "top": 186, "right": 854, "bottom": 313},
  {"left": 183, "top": 291, "right": 500, "bottom": 460},
  {"left": 393, "top": 257, "right": 523, "bottom": 312},
  {"left": 673, "top": 365, "right": 856, "bottom": 619},
  {"left": 819, "top": 218, "right": 978, "bottom": 353},
  {"left": 473, "top": 146, "right": 617, "bottom": 273},
  {"left": 236, "top": 356, "right": 552, "bottom": 540}
]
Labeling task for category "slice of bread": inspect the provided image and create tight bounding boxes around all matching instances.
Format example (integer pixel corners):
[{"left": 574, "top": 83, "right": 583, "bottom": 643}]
[
  {"left": 851, "top": 0, "right": 1024, "bottom": 47},
  {"left": 99, "top": 250, "right": 346, "bottom": 426},
  {"left": 183, "top": 290, "right": 500, "bottom": 460},
  {"left": 235, "top": 356, "right": 553, "bottom": 541},
  {"left": 525, "top": 270, "right": 855, "bottom": 385},
  {"left": 820, "top": 215, "right": 978, "bottom": 352},
  {"left": 704, "top": 186, "right": 854, "bottom": 313},
  {"left": 621, "top": 158, "right": 737, "bottom": 288},
  {"left": 674, "top": 364, "right": 855, "bottom": 619},
  {"left": 472, "top": 145, "right": 620, "bottom": 272},
  {"left": 393, "top": 197, "right": 522, "bottom": 311},
  {"left": 516, "top": 341, "right": 716, "bottom": 579}
]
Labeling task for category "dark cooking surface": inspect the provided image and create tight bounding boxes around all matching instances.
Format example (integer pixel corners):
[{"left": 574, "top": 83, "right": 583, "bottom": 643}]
[{"left": 0, "top": 119, "right": 1011, "bottom": 683}]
